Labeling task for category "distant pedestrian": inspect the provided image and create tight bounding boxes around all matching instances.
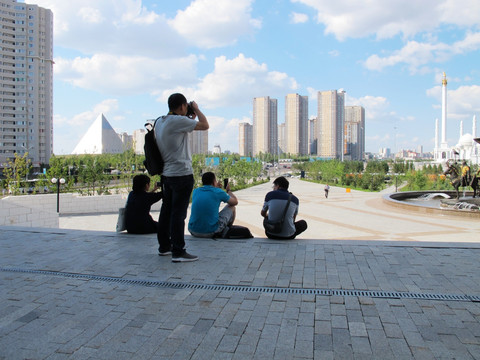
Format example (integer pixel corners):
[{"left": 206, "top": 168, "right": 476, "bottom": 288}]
[{"left": 324, "top": 184, "right": 330, "bottom": 198}]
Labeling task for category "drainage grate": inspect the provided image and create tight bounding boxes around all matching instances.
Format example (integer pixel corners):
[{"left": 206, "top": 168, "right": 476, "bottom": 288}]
[{"left": 1, "top": 267, "right": 478, "bottom": 303}]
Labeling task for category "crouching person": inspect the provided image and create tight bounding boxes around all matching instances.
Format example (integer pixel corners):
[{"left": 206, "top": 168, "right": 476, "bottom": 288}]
[
  {"left": 125, "top": 174, "right": 162, "bottom": 234},
  {"left": 261, "top": 176, "right": 307, "bottom": 240},
  {"left": 188, "top": 172, "right": 238, "bottom": 238}
]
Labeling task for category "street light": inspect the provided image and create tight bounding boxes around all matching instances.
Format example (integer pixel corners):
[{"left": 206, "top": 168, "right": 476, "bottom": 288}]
[{"left": 51, "top": 177, "right": 65, "bottom": 213}]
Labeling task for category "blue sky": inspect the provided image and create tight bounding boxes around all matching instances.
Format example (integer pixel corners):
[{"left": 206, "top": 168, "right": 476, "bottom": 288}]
[{"left": 24, "top": 0, "right": 480, "bottom": 155}]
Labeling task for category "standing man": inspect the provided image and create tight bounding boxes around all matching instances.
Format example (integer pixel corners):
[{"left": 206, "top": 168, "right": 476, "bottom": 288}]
[
  {"left": 188, "top": 172, "right": 238, "bottom": 238},
  {"left": 324, "top": 184, "right": 330, "bottom": 198},
  {"left": 155, "top": 93, "right": 209, "bottom": 262},
  {"left": 261, "top": 176, "right": 307, "bottom": 240}
]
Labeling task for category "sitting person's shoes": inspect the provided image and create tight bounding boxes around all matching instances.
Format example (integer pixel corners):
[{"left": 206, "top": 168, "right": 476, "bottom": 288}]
[{"left": 172, "top": 252, "right": 198, "bottom": 262}]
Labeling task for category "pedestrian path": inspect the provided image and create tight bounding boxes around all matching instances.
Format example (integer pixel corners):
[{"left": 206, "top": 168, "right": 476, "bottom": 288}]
[
  {"left": 62, "top": 178, "right": 480, "bottom": 243},
  {"left": 1, "top": 179, "right": 480, "bottom": 359}
]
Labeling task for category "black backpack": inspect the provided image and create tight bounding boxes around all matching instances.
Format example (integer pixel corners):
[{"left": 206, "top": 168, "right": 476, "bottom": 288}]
[
  {"left": 221, "top": 225, "right": 254, "bottom": 239},
  {"left": 143, "top": 118, "right": 164, "bottom": 176}
]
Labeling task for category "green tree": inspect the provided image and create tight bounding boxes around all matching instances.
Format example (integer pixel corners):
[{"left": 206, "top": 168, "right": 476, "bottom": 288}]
[{"left": 3, "top": 153, "right": 32, "bottom": 195}]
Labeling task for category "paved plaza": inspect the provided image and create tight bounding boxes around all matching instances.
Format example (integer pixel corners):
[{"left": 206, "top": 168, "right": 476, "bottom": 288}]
[{"left": 1, "top": 179, "right": 480, "bottom": 359}]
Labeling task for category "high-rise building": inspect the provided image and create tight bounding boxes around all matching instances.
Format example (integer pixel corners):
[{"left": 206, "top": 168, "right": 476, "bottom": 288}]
[
  {"left": 316, "top": 90, "right": 345, "bottom": 159},
  {"left": 189, "top": 130, "right": 208, "bottom": 154},
  {"left": 253, "top": 96, "right": 277, "bottom": 155},
  {"left": 308, "top": 117, "right": 317, "bottom": 155},
  {"left": 285, "top": 93, "right": 308, "bottom": 155},
  {"left": 344, "top": 106, "right": 365, "bottom": 161},
  {"left": 278, "top": 123, "right": 286, "bottom": 154},
  {"left": 133, "top": 129, "right": 146, "bottom": 155},
  {"left": 238, "top": 122, "right": 253, "bottom": 156},
  {"left": 379, "top": 148, "right": 391, "bottom": 159},
  {"left": 212, "top": 144, "right": 221, "bottom": 154},
  {"left": 0, "top": 0, "right": 53, "bottom": 169}
]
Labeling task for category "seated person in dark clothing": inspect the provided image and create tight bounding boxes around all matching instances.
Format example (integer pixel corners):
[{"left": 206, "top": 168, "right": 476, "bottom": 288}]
[
  {"left": 261, "top": 176, "right": 307, "bottom": 240},
  {"left": 125, "top": 174, "right": 162, "bottom": 234}
]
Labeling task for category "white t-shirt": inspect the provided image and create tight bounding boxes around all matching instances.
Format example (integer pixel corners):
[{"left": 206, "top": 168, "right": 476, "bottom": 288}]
[{"left": 154, "top": 114, "right": 197, "bottom": 177}]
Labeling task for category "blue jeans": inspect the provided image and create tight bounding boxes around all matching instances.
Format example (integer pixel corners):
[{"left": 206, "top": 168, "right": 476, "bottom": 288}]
[{"left": 157, "top": 174, "right": 194, "bottom": 256}]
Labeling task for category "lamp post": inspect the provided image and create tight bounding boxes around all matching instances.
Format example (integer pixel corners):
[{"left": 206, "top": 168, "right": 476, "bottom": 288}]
[{"left": 51, "top": 177, "right": 65, "bottom": 213}]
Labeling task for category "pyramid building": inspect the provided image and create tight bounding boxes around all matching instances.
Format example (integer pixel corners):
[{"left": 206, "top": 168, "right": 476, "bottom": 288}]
[{"left": 72, "top": 114, "right": 125, "bottom": 154}]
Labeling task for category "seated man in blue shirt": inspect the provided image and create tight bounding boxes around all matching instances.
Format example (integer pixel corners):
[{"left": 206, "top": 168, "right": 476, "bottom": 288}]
[
  {"left": 261, "top": 176, "right": 307, "bottom": 240},
  {"left": 188, "top": 172, "right": 238, "bottom": 238}
]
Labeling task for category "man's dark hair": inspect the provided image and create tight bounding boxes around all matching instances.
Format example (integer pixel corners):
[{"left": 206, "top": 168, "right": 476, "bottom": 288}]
[
  {"left": 132, "top": 174, "right": 151, "bottom": 192},
  {"left": 273, "top": 176, "right": 289, "bottom": 190},
  {"left": 202, "top": 172, "right": 216, "bottom": 186},
  {"left": 168, "top": 93, "right": 187, "bottom": 111}
]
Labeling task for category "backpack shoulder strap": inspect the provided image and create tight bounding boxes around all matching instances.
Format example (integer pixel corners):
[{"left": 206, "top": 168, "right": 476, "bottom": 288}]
[
  {"left": 145, "top": 116, "right": 161, "bottom": 131},
  {"left": 280, "top": 193, "right": 292, "bottom": 222}
]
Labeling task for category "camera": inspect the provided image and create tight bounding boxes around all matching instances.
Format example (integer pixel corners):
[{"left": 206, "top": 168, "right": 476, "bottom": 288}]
[
  {"left": 186, "top": 101, "right": 195, "bottom": 118},
  {"left": 223, "top": 178, "right": 229, "bottom": 189},
  {"left": 156, "top": 181, "right": 161, "bottom": 187}
]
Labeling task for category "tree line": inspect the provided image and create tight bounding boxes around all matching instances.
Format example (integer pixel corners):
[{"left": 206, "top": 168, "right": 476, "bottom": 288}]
[
  {"left": 2, "top": 151, "right": 474, "bottom": 196},
  {"left": 1, "top": 151, "right": 265, "bottom": 196}
]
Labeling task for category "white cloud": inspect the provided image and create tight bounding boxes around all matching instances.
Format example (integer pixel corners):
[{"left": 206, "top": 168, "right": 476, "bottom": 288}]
[
  {"left": 63, "top": 99, "right": 120, "bottom": 127},
  {"left": 54, "top": 54, "right": 198, "bottom": 95},
  {"left": 291, "top": 0, "right": 480, "bottom": 40},
  {"left": 290, "top": 12, "right": 309, "bottom": 24},
  {"left": 347, "top": 95, "right": 391, "bottom": 122},
  {"left": 29, "top": 0, "right": 261, "bottom": 52},
  {"left": 78, "top": 7, "right": 105, "bottom": 24},
  {"left": 364, "top": 32, "right": 480, "bottom": 72},
  {"left": 427, "top": 84, "right": 480, "bottom": 120},
  {"left": 28, "top": 0, "right": 184, "bottom": 57},
  {"left": 168, "top": 0, "right": 261, "bottom": 49},
  {"left": 160, "top": 54, "right": 298, "bottom": 108},
  {"left": 206, "top": 116, "right": 251, "bottom": 153}
]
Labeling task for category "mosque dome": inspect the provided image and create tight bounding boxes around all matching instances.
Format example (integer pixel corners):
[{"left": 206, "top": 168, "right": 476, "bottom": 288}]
[{"left": 457, "top": 133, "right": 473, "bottom": 148}]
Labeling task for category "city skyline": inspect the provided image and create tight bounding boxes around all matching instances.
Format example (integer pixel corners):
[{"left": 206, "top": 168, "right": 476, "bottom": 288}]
[
  {"left": 17, "top": 0, "right": 480, "bottom": 156},
  {"left": 245, "top": 92, "right": 365, "bottom": 160}
]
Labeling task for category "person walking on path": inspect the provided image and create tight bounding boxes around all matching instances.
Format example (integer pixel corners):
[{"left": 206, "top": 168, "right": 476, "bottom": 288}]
[
  {"left": 324, "top": 184, "right": 330, "bottom": 198},
  {"left": 188, "top": 172, "right": 238, "bottom": 238},
  {"left": 261, "top": 176, "right": 307, "bottom": 240},
  {"left": 155, "top": 93, "right": 209, "bottom": 262}
]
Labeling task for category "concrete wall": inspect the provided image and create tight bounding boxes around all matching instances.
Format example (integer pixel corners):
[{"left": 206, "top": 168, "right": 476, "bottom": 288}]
[
  {"left": 0, "top": 192, "right": 163, "bottom": 228},
  {"left": 0, "top": 197, "right": 58, "bottom": 227}
]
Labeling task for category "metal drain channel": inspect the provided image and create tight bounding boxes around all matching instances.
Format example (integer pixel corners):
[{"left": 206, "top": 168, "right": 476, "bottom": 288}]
[{"left": 1, "top": 267, "right": 478, "bottom": 303}]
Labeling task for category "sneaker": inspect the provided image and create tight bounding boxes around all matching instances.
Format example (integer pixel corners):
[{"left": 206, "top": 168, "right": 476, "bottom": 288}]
[
  {"left": 158, "top": 250, "right": 172, "bottom": 256},
  {"left": 172, "top": 252, "right": 198, "bottom": 263}
]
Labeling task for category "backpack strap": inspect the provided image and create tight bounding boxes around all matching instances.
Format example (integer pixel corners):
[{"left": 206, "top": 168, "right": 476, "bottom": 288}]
[
  {"left": 280, "top": 194, "right": 292, "bottom": 223},
  {"left": 145, "top": 116, "right": 160, "bottom": 131}
]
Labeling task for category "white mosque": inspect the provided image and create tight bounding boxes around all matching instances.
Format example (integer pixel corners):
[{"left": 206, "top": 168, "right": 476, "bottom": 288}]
[{"left": 433, "top": 73, "right": 480, "bottom": 165}]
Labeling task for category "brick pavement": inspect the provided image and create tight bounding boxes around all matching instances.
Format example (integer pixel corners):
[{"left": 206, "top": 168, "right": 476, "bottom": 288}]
[{"left": 1, "top": 180, "right": 480, "bottom": 359}]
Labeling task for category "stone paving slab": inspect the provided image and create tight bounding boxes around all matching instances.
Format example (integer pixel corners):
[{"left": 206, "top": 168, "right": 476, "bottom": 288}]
[
  {"left": 1, "top": 225, "right": 480, "bottom": 359},
  {"left": 2, "top": 179, "right": 480, "bottom": 359}
]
